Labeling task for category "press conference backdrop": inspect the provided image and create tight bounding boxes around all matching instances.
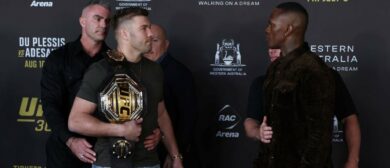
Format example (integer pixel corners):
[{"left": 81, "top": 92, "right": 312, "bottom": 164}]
[{"left": 1, "top": 0, "right": 389, "bottom": 167}]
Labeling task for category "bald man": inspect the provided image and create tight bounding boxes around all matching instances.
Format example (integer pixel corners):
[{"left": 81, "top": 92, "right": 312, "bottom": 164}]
[
  {"left": 144, "top": 24, "right": 197, "bottom": 168},
  {"left": 254, "top": 2, "right": 335, "bottom": 168},
  {"left": 41, "top": 1, "right": 111, "bottom": 167},
  {"left": 246, "top": 49, "right": 361, "bottom": 168}
]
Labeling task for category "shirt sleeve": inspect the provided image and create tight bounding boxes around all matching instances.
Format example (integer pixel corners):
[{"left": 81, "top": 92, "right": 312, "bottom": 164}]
[
  {"left": 333, "top": 70, "right": 358, "bottom": 119},
  {"left": 77, "top": 61, "right": 108, "bottom": 104},
  {"left": 246, "top": 76, "right": 266, "bottom": 121},
  {"left": 41, "top": 51, "right": 75, "bottom": 143},
  {"left": 170, "top": 66, "right": 197, "bottom": 152},
  {"left": 155, "top": 64, "right": 164, "bottom": 102}
]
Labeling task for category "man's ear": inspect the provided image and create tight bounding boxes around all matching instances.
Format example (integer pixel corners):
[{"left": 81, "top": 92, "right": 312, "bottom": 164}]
[
  {"left": 164, "top": 40, "right": 170, "bottom": 50},
  {"left": 79, "top": 17, "right": 86, "bottom": 27},
  {"left": 119, "top": 28, "right": 129, "bottom": 41},
  {"left": 284, "top": 25, "right": 294, "bottom": 37}
]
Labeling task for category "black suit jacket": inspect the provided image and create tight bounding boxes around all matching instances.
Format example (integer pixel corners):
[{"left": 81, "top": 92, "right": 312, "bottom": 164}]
[{"left": 157, "top": 53, "right": 197, "bottom": 166}]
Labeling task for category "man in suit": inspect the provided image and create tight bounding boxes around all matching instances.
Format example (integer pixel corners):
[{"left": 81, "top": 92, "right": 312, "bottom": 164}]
[
  {"left": 144, "top": 24, "right": 198, "bottom": 168},
  {"left": 41, "top": 1, "right": 111, "bottom": 167}
]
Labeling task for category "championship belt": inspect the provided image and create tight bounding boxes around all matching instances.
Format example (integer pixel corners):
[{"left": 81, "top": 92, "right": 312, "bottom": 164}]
[{"left": 99, "top": 50, "right": 145, "bottom": 159}]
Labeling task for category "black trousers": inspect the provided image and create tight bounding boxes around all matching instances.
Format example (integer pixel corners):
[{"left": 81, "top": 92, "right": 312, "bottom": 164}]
[{"left": 46, "top": 135, "right": 91, "bottom": 168}]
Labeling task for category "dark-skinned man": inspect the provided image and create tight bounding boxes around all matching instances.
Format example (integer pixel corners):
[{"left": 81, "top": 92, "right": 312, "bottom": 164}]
[{"left": 254, "top": 2, "right": 335, "bottom": 168}]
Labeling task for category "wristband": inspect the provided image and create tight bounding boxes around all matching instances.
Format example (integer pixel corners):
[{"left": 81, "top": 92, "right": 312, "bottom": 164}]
[{"left": 171, "top": 153, "right": 183, "bottom": 160}]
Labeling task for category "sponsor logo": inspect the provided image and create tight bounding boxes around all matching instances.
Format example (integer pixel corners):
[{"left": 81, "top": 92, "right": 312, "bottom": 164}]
[
  {"left": 30, "top": 0, "right": 53, "bottom": 7},
  {"left": 17, "top": 97, "right": 51, "bottom": 133},
  {"left": 311, "top": 44, "right": 359, "bottom": 72},
  {"left": 307, "top": 0, "right": 350, "bottom": 3},
  {"left": 210, "top": 39, "right": 247, "bottom": 76},
  {"left": 114, "top": 0, "right": 152, "bottom": 10},
  {"left": 198, "top": 0, "right": 260, "bottom": 7},
  {"left": 216, "top": 105, "right": 241, "bottom": 138},
  {"left": 332, "top": 116, "right": 344, "bottom": 143},
  {"left": 18, "top": 36, "right": 65, "bottom": 69}
]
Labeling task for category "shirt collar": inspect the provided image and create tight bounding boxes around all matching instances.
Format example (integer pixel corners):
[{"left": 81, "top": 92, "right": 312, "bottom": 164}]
[
  {"left": 277, "top": 42, "right": 310, "bottom": 65},
  {"left": 157, "top": 52, "right": 168, "bottom": 64},
  {"left": 70, "top": 35, "right": 110, "bottom": 58}
]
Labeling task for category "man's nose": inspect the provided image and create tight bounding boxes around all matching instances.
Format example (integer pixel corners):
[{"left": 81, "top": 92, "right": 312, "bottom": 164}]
[
  {"left": 147, "top": 29, "right": 153, "bottom": 37},
  {"left": 100, "top": 19, "right": 109, "bottom": 28},
  {"left": 265, "top": 26, "right": 270, "bottom": 33}
]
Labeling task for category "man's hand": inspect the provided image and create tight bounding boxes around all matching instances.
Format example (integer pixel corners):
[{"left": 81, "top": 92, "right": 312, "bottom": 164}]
[
  {"left": 144, "top": 128, "right": 161, "bottom": 151},
  {"left": 259, "top": 116, "right": 273, "bottom": 143},
  {"left": 164, "top": 155, "right": 183, "bottom": 168},
  {"left": 343, "top": 114, "right": 360, "bottom": 168},
  {"left": 171, "top": 158, "right": 183, "bottom": 168},
  {"left": 66, "top": 137, "right": 96, "bottom": 163},
  {"left": 344, "top": 159, "right": 359, "bottom": 168},
  {"left": 163, "top": 155, "right": 171, "bottom": 168},
  {"left": 122, "top": 118, "right": 143, "bottom": 141}
]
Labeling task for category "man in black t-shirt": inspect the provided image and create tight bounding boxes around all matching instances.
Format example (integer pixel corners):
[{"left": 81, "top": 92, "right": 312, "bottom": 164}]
[
  {"left": 68, "top": 7, "right": 183, "bottom": 168},
  {"left": 41, "top": 2, "right": 161, "bottom": 167}
]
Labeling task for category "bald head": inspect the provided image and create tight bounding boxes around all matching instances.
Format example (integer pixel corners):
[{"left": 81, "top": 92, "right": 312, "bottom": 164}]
[
  {"left": 265, "top": 2, "right": 308, "bottom": 53},
  {"left": 79, "top": 1, "right": 111, "bottom": 43},
  {"left": 144, "top": 24, "right": 170, "bottom": 61},
  {"left": 276, "top": 2, "right": 308, "bottom": 32},
  {"left": 152, "top": 24, "right": 168, "bottom": 41},
  {"left": 81, "top": 0, "right": 111, "bottom": 17}
]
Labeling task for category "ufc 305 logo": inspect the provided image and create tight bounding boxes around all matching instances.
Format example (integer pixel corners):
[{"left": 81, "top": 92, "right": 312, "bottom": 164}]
[{"left": 17, "top": 97, "right": 51, "bottom": 132}]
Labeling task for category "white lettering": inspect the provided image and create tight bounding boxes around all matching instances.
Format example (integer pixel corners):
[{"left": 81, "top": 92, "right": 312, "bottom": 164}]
[
  {"left": 318, "top": 55, "right": 358, "bottom": 63},
  {"left": 216, "top": 131, "right": 239, "bottom": 138},
  {"left": 32, "top": 37, "right": 65, "bottom": 47},
  {"left": 199, "top": 1, "right": 259, "bottom": 6},
  {"left": 218, "top": 114, "right": 236, "bottom": 122},
  {"left": 198, "top": 1, "right": 224, "bottom": 5},
  {"left": 19, "top": 37, "right": 30, "bottom": 47},
  {"left": 333, "top": 66, "right": 358, "bottom": 72},
  {"left": 30, "top": 0, "right": 53, "bottom": 7},
  {"left": 25, "top": 48, "right": 54, "bottom": 58},
  {"left": 311, "top": 44, "right": 354, "bottom": 53}
]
